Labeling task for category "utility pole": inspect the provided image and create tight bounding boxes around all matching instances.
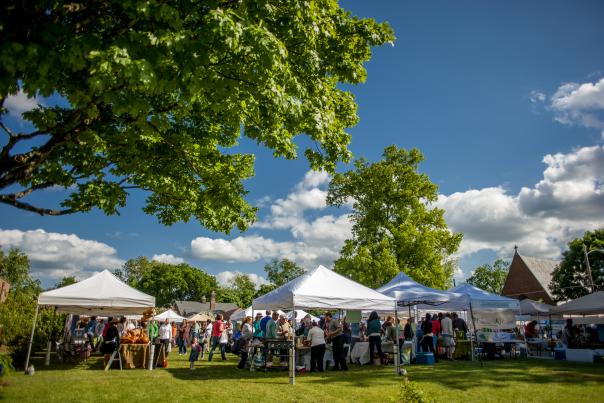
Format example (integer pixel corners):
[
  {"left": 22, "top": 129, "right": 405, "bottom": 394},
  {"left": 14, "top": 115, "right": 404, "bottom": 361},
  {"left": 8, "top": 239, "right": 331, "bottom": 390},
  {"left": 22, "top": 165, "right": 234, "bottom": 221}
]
[{"left": 583, "top": 244, "right": 595, "bottom": 293}]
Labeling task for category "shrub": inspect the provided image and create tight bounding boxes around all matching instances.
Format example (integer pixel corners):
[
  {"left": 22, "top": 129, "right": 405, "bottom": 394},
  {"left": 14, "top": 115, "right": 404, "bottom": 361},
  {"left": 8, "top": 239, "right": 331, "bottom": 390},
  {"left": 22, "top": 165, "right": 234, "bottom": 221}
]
[{"left": 400, "top": 378, "right": 428, "bottom": 403}]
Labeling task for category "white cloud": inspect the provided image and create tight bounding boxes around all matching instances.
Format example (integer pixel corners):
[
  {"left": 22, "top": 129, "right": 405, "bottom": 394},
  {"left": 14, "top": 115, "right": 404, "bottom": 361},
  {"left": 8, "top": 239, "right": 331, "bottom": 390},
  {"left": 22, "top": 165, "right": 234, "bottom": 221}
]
[
  {"left": 437, "top": 144, "right": 604, "bottom": 260},
  {"left": 192, "top": 169, "right": 353, "bottom": 269},
  {"left": 215, "top": 270, "right": 269, "bottom": 289},
  {"left": 550, "top": 78, "right": 604, "bottom": 130},
  {"left": 529, "top": 90, "right": 546, "bottom": 104},
  {"left": 152, "top": 253, "right": 185, "bottom": 265},
  {"left": 0, "top": 228, "right": 124, "bottom": 280},
  {"left": 518, "top": 145, "right": 604, "bottom": 220},
  {"left": 4, "top": 90, "right": 42, "bottom": 118},
  {"left": 255, "top": 170, "right": 330, "bottom": 230}
]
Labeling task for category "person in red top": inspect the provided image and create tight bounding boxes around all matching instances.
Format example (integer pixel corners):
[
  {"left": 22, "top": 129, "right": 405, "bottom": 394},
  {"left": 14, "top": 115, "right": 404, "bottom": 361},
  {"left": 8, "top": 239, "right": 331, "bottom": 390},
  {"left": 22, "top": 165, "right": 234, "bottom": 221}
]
[
  {"left": 431, "top": 314, "right": 441, "bottom": 356},
  {"left": 208, "top": 314, "right": 226, "bottom": 361},
  {"left": 525, "top": 320, "right": 538, "bottom": 338}
]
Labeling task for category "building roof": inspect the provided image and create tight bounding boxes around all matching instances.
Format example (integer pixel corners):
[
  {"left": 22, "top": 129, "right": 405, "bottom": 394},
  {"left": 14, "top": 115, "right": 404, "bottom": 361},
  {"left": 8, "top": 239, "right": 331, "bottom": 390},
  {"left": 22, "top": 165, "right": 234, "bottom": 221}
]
[
  {"left": 173, "top": 300, "right": 239, "bottom": 316},
  {"left": 517, "top": 254, "right": 559, "bottom": 299}
]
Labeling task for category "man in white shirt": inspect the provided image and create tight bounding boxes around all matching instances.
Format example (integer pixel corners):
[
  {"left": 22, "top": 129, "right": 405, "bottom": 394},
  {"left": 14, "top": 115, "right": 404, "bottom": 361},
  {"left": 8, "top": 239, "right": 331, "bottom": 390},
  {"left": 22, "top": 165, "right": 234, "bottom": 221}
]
[
  {"left": 159, "top": 319, "right": 172, "bottom": 356},
  {"left": 441, "top": 313, "right": 455, "bottom": 361},
  {"left": 307, "top": 321, "right": 326, "bottom": 372}
]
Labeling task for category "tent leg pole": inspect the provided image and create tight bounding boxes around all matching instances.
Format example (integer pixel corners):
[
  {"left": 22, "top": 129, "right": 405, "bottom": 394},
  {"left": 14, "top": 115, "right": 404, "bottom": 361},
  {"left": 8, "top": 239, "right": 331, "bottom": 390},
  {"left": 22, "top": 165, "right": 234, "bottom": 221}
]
[
  {"left": 290, "top": 305, "right": 296, "bottom": 385},
  {"left": 24, "top": 304, "right": 40, "bottom": 373},
  {"left": 393, "top": 303, "right": 401, "bottom": 375},
  {"left": 468, "top": 303, "right": 481, "bottom": 367},
  {"left": 45, "top": 307, "right": 57, "bottom": 366}
]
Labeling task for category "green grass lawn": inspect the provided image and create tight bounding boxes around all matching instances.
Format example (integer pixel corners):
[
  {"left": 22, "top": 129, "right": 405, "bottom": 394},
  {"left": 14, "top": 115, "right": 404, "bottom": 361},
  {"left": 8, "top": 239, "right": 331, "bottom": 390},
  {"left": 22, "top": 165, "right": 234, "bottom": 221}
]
[{"left": 2, "top": 351, "right": 603, "bottom": 403}]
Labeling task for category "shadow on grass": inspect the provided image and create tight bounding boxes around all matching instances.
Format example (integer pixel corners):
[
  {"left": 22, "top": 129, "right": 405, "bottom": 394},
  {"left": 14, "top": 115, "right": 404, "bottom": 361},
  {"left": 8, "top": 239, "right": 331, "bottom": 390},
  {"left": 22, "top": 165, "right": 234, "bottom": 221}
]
[{"left": 28, "top": 350, "right": 604, "bottom": 392}]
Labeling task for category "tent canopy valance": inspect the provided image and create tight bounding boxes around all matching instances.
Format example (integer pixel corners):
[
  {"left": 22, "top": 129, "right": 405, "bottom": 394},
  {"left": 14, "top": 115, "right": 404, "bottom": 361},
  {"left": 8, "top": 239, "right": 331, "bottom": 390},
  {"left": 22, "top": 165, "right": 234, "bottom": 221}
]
[
  {"left": 252, "top": 265, "right": 395, "bottom": 311},
  {"left": 37, "top": 270, "right": 155, "bottom": 315},
  {"left": 377, "top": 272, "right": 469, "bottom": 309},
  {"left": 550, "top": 291, "right": 604, "bottom": 315},
  {"left": 519, "top": 298, "right": 554, "bottom": 316},
  {"left": 448, "top": 283, "right": 520, "bottom": 311},
  {"left": 154, "top": 308, "right": 186, "bottom": 322}
]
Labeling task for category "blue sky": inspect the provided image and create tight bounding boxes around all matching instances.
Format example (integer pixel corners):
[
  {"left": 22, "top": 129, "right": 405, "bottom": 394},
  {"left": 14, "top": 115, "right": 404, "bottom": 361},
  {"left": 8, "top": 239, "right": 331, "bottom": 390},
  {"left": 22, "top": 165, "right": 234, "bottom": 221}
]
[{"left": 2, "top": 1, "right": 604, "bottom": 289}]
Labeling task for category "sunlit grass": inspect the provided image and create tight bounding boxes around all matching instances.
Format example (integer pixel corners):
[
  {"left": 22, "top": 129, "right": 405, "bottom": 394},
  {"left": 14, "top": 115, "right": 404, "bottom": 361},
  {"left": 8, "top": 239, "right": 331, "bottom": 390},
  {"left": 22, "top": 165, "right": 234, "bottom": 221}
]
[{"left": 2, "top": 351, "right": 603, "bottom": 402}]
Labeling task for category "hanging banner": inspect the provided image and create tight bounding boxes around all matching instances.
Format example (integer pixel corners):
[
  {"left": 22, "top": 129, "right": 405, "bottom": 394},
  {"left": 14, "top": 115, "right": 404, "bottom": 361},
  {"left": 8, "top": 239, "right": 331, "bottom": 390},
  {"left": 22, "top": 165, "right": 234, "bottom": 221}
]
[{"left": 472, "top": 309, "right": 516, "bottom": 330}]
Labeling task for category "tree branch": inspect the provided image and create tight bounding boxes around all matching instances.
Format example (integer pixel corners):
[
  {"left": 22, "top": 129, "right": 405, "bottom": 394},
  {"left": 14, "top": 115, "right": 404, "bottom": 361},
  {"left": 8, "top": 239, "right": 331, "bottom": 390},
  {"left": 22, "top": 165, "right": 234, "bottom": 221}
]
[{"left": 0, "top": 194, "right": 76, "bottom": 216}]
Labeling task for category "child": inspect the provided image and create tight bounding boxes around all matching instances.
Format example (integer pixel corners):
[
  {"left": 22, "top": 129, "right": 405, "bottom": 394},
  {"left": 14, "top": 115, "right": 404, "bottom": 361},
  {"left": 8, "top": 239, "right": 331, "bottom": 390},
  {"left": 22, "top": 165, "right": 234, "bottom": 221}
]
[{"left": 189, "top": 337, "right": 202, "bottom": 370}]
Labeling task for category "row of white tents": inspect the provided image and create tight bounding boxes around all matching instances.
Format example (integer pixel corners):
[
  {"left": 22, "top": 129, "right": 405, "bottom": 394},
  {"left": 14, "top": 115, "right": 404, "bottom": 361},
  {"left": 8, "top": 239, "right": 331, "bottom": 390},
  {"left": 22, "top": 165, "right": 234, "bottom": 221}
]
[{"left": 24, "top": 266, "right": 604, "bottom": 379}]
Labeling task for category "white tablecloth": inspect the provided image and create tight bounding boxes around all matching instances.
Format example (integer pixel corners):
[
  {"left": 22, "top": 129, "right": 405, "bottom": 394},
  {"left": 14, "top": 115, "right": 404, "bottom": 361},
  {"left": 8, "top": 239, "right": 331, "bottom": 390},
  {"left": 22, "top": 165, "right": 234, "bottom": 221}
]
[{"left": 350, "top": 341, "right": 395, "bottom": 365}]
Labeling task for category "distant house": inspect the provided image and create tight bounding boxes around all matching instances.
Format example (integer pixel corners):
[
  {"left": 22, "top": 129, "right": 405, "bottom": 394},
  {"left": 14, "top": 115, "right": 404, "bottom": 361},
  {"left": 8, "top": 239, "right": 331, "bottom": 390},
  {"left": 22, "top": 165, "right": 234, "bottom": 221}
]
[
  {"left": 501, "top": 247, "right": 559, "bottom": 305},
  {"left": 174, "top": 291, "right": 239, "bottom": 319}
]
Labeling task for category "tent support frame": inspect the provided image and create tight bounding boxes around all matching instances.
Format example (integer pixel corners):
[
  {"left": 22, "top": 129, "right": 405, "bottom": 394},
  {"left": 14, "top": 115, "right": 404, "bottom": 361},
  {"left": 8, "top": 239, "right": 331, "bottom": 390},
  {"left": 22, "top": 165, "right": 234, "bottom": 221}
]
[
  {"left": 44, "top": 306, "right": 57, "bottom": 366},
  {"left": 24, "top": 303, "right": 40, "bottom": 373}
]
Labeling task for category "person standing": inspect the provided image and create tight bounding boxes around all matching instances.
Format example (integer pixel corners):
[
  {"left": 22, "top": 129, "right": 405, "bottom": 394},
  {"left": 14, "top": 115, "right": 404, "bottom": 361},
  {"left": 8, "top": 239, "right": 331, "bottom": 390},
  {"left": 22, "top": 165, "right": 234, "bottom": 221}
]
[
  {"left": 183, "top": 320, "right": 191, "bottom": 347},
  {"left": 441, "top": 313, "right": 455, "bottom": 361},
  {"left": 189, "top": 336, "right": 202, "bottom": 370},
  {"left": 431, "top": 313, "right": 441, "bottom": 356},
  {"left": 366, "top": 311, "right": 384, "bottom": 365},
  {"left": 85, "top": 316, "right": 97, "bottom": 349},
  {"left": 237, "top": 316, "right": 253, "bottom": 369},
  {"left": 178, "top": 321, "right": 187, "bottom": 355},
  {"left": 277, "top": 314, "right": 291, "bottom": 365},
  {"left": 101, "top": 318, "right": 120, "bottom": 367},
  {"left": 260, "top": 310, "right": 272, "bottom": 338},
  {"left": 264, "top": 312, "right": 279, "bottom": 367},
  {"left": 253, "top": 313, "right": 264, "bottom": 339},
  {"left": 192, "top": 320, "right": 201, "bottom": 342},
  {"left": 421, "top": 314, "right": 438, "bottom": 362},
  {"left": 208, "top": 314, "right": 226, "bottom": 361},
  {"left": 159, "top": 319, "right": 172, "bottom": 357},
  {"left": 452, "top": 313, "right": 468, "bottom": 339},
  {"left": 325, "top": 312, "right": 347, "bottom": 371},
  {"left": 202, "top": 319, "right": 212, "bottom": 359},
  {"left": 307, "top": 321, "right": 326, "bottom": 372}
]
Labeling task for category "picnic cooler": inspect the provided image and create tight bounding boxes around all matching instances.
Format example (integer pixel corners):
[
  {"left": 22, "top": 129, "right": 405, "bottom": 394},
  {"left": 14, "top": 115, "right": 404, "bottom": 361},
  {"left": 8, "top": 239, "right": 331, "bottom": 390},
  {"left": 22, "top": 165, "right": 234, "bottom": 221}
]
[{"left": 416, "top": 352, "right": 435, "bottom": 365}]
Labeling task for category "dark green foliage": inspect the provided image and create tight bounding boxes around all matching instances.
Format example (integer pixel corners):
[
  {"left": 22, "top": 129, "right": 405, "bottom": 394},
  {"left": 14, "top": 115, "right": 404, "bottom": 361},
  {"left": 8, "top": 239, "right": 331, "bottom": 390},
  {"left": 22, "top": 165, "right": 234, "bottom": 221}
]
[
  {"left": 550, "top": 229, "right": 604, "bottom": 301},
  {"left": 327, "top": 146, "right": 462, "bottom": 289},
  {"left": 466, "top": 259, "right": 509, "bottom": 294},
  {"left": 0, "top": 0, "right": 393, "bottom": 232},
  {"left": 115, "top": 257, "right": 218, "bottom": 307}
]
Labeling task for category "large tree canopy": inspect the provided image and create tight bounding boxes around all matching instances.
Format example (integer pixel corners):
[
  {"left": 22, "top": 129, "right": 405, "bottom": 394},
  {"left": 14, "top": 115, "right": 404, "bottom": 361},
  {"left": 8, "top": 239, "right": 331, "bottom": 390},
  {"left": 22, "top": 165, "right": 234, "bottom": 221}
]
[
  {"left": 550, "top": 229, "right": 604, "bottom": 301},
  {"left": 327, "top": 145, "right": 462, "bottom": 289},
  {"left": 263, "top": 258, "right": 305, "bottom": 287},
  {"left": 0, "top": 0, "right": 393, "bottom": 232},
  {"left": 466, "top": 259, "right": 509, "bottom": 295},
  {"left": 114, "top": 257, "right": 218, "bottom": 307}
]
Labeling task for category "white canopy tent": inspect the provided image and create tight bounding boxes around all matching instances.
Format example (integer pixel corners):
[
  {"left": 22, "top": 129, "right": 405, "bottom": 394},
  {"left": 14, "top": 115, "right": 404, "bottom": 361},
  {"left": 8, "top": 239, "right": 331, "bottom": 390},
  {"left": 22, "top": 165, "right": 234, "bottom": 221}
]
[
  {"left": 519, "top": 298, "right": 555, "bottom": 316},
  {"left": 377, "top": 272, "right": 469, "bottom": 310},
  {"left": 230, "top": 306, "right": 264, "bottom": 322},
  {"left": 38, "top": 270, "right": 155, "bottom": 315},
  {"left": 287, "top": 309, "right": 319, "bottom": 323},
  {"left": 154, "top": 308, "right": 186, "bottom": 322},
  {"left": 448, "top": 283, "right": 520, "bottom": 311},
  {"left": 448, "top": 283, "right": 520, "bottom": 330},
  {"left": 550, "top": 291, "right": 604, "bottom": 316},
  {"left": 253, "top": 265, "right": 395, "bottom": 311},
  {"left": 252, "top": 265, "right": 395, "bottom": 384},
  {"left": 25, "top": 270, "right": 155, "bottom": 371}
]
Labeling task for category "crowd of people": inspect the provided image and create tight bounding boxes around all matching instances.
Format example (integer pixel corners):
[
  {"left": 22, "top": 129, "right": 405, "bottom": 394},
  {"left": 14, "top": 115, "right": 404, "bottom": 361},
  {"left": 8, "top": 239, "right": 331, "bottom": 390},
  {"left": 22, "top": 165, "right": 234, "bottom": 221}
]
[
  {"left": 70, "top": 308, "right": 583, "bottom": 370},
  {"left": 414, "top": 312, "right": 468, "bottom": 363}
]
